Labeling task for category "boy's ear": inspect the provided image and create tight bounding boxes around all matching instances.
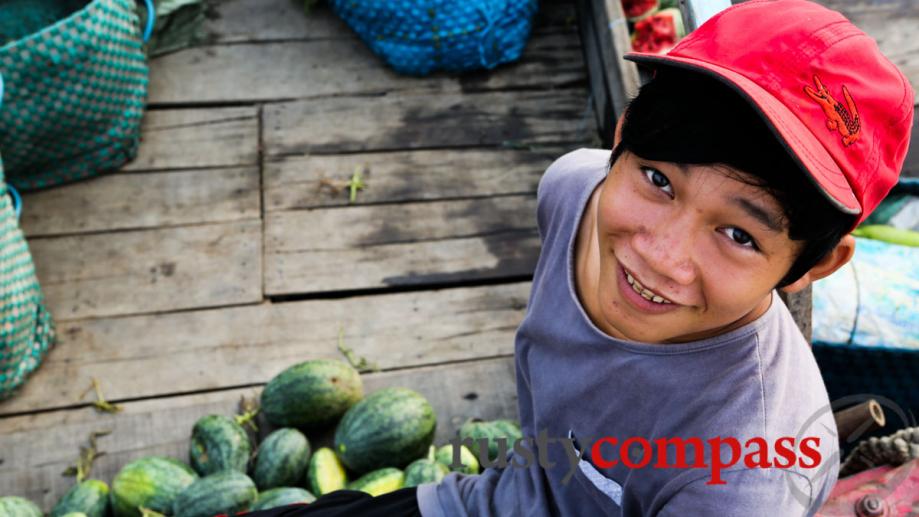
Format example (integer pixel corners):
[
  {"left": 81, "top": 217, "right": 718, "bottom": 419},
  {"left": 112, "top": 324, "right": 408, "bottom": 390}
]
[
  {"left": 613, "top": 113, "right": 625, "bottom": 148},
  {"left": 779, "top": 234, "right": 856, "bottom": 294}
]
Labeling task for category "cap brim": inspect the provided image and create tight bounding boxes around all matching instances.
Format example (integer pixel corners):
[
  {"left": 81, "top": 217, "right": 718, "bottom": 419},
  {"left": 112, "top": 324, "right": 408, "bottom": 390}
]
[{"left": 624, "top": 52, "right": 861, "bottom": 215}]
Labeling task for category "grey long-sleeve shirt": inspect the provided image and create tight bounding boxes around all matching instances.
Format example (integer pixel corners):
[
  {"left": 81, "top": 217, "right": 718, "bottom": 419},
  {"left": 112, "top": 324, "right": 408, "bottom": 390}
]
[{"left": 417, "top": 149, "right": 840, "bottom": 516}]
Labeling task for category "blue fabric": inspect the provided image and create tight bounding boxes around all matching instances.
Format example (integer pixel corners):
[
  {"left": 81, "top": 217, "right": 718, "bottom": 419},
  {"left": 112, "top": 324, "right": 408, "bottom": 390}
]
[{"left": 328, "top": 0, "right": 538, "bottom": 76}]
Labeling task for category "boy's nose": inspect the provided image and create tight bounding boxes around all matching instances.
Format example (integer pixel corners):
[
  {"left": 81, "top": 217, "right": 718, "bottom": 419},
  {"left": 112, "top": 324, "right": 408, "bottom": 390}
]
[{"left": 631, "top": 221, "right": 697, "bottom": 287}]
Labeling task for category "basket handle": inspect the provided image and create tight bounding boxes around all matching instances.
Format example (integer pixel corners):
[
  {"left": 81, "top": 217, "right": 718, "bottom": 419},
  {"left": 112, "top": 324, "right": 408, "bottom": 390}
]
[
  {"left": 0, "top": 72, "right": 22, "bottom": 221},
  {"left": 141, "top": 0, "right": 156, "bottom": 43},
  {"left": 8, "top": 185, "right": 21, "bottom": 220}
]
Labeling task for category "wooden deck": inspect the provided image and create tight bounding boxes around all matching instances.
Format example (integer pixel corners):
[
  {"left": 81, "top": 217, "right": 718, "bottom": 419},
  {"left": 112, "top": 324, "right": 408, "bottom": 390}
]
[
  {"left": 0, "top": 0, "right": 592, "bottom": 508},
  {"left": 1, "top": 0, "right": 917, "bottom": 510}
]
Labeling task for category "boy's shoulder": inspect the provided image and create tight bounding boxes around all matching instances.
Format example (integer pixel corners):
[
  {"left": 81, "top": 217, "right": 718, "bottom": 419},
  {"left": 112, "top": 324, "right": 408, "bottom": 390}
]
[
  {"left": 536, "top": 148, "right": 610, "bottom": 237},
  {"left": 538, "top": 148, "right": 610, "bottom": 199}
]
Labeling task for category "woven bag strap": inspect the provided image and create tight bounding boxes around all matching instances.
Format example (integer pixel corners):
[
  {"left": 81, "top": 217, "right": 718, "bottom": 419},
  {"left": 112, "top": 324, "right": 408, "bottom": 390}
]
[{"left": 142, "top": 0, "right": 156, "bottom": 43}]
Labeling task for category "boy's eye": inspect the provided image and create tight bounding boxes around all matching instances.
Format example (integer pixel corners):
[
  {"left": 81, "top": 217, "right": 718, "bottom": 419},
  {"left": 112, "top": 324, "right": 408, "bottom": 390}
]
[
  {"left": 722, "top": 227, "right": 758, "bottom": 250},
  {"left": 641, "top": 167, "right": 673, "bottom": 196}
]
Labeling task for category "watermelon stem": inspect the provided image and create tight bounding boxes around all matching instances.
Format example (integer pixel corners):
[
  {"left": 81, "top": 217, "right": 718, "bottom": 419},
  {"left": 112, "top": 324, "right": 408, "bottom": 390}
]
[
  {"left": 337, "top": 325, "right": 380, "bottom": 373},
  {"left": 78, "top": 377, "right": 124, "bottom": 414},
  {"left": 236, "top": 395, "right": 261, "bottom": 432},
  {"left": 347, "top": 166, "right": 368, "bottom": 203},
  {"left": 61, "top": 430, "right": 111, "bottom": 482}
]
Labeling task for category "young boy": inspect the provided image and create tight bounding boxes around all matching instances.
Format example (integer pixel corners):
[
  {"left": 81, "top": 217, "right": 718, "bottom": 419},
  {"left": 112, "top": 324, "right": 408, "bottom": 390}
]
[{"left": 247, "top": 0, "right": 913, "bottom": 515}]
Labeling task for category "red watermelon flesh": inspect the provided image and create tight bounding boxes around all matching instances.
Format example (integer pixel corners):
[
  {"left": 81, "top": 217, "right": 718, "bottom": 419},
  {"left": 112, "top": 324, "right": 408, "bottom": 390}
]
[
  {"left": 622, "top": 0, "right": 659, "bottom": 21},
  {"left": 630, "top": 8, "right": 685, "bottom": 54}
]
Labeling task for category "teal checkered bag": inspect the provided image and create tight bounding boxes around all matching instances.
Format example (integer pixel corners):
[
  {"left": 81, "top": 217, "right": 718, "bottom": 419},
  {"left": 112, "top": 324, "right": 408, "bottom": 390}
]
[
  {"left": 0, "top": 0, "right": 154, "bottom": 190},
  {"left": 0, "top": 155, "right": 56, "bottom": 400}
]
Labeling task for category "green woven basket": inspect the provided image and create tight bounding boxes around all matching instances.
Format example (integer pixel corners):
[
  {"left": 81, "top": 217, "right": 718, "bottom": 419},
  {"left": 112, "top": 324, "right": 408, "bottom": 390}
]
[
  {"left": 0, "top": 156, "right": 56, "bottom": 400},
  {"left": 0, "top": 0, "right": 151, "bottom": 191}
]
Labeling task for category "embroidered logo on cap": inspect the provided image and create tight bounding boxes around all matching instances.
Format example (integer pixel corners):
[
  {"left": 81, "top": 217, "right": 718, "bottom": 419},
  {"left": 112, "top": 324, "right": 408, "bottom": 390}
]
[{"left": 804, "top": 75, "right": 861, "bottom": 146}]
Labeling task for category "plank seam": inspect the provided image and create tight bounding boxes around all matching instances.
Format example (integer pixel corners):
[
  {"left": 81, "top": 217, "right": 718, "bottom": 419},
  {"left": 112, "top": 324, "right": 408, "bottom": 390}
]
[{"left": 0, "top": 354, "right": 516, "bottom": 419}]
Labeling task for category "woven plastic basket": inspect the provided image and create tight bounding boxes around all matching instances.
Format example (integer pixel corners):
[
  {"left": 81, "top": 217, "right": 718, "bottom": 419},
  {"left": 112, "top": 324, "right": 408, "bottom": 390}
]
[
  {"left": 0, "top": 0, "right": 153, "bottom": 191},
  {"left": 328, "top": 0, "right": 539, "bottom": 76},
  {"left": 0, "top": 153, "right": 56, "bottom": 400}
]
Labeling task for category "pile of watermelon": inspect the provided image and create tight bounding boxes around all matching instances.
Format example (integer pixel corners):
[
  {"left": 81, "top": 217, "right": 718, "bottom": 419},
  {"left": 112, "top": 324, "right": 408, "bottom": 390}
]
[
  {"left": 622, "top": 0, "right": 687, "bottom": 55},
  {"left": 0, "top": 359, "right": 521, "bottom": 517}
]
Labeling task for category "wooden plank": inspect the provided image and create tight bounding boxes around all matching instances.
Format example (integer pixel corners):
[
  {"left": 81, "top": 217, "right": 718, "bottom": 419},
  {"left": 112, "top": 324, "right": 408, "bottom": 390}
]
[
  {"left": 818, "top": 0, "right": 919, "bottom": 101},
  {"left": 204, "top": 0, "right": 350, "bottom": 43},
  {"left": 264, "top": 148, "right": 561, "bottom": 211},
  {"left": 0, "top": 282, "right": 528, "bottom": 415},
  {"left": 148, "top": 32, "right": 585, "bottom": 105},
  {"left": 265, "top": 196, "right": 540, "bottom": 295},
  {"left": 29, "top": 220, "right": 262, "bottom": 321},
  {"left": 205, "top": 0, "right": 577, "bottom": 44},
  {"left": 263, "top": 89, "right": 592, "bottom": 157},
  {"left": 0, "top": 357, "right": 518, "bottom": 510},
  {"left": 122, "top": 107, "right": 259, "bottom": 171},
  {"left": 20, "top": 167, "right": 260, "bottom": 237}
]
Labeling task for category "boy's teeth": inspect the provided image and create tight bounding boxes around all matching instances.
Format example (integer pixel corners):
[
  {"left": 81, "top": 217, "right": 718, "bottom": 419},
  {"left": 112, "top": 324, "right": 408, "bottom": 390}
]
[{"left": 625, "top": 271, "right": 672, "bottom": 305}]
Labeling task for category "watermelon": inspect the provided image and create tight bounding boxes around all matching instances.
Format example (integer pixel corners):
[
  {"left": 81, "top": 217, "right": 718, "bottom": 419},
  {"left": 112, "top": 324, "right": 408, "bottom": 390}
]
[
  {"left": 631, "top": 8, "right": 685, "bottom": 54},
  {"left": 403, "top": 447, "right": 449, "bottom": 487},
  {"left": 334, "top": 387, "right": 436, "bottom": 474},
  {"left": 172, "top": 470, "right": 257, "bottom": 517},
  {"left": 435, "top": 444, "right": 480, "bottom": 475},
  {"left": 307, "top": 447, "right": 348, "bottom": 496},
  {"left": 189, "top": 414, "right": 251, "bottom": 476},
  {"left": 51, "top": 479, "right": 110, "bottom": 517},
  {"left": 347, "top": 468, "right": 405, "bottom": 497},
  {"left": 111, "top": 456, "right": 198, "bottom": 517},
  {"left": 252, "top": 428, "right": 312, "bottom": 490},
  {"left": 0, "top": 497, "right": 42, "bottom": 517},
  {"left": 261, "top": 359, "right": 364, "bottom": 428},
  {"left": 249, "top": 487, "right": 316, "bottom": 511},
  {"left": 622, "top": 0, "right": 659, "bottom": 22},
  {"left": 459, "top": 418, "right": 523, "bottom": 462}
]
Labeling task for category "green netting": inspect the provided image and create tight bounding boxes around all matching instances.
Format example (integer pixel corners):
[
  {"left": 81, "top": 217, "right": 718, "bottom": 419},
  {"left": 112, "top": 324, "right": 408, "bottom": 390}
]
[
  {"left": 0, "top": 0, "right": 150, "bottom": 191},
  {"left": 0, "top": 156, "right": 55, "bottom": 400}
]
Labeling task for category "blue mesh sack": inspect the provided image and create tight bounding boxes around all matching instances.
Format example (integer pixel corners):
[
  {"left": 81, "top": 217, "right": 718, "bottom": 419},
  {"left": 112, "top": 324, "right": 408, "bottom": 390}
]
[{"left": 328, "top": 0, "right": 539, "bottom": 76}]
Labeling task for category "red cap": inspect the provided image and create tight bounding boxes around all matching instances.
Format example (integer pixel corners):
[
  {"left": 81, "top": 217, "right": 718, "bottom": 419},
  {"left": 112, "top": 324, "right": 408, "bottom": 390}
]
[{"left": 624, "top": 0, "right": 915, "bottom": 231}]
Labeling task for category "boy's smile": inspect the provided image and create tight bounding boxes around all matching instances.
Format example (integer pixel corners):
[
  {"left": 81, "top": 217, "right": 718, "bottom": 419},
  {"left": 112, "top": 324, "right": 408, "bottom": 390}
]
[{"left": 574, "top": 150, "right": 805, "bottom": 344}]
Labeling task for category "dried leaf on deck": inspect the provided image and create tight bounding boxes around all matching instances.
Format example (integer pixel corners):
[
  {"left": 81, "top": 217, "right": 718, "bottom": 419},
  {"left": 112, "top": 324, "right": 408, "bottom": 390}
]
[
  {"left": 62, "top": 430, "right": 111, "bottom": 482},
  {"left": 79, "top": 377, "right": 123, "bottom": 413}
]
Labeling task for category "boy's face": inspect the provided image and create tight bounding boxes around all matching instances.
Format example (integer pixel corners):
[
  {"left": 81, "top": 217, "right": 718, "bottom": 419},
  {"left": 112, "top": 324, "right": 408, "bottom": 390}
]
[{"left": 591, "top": 150, "right": 805, "bottom": 344}]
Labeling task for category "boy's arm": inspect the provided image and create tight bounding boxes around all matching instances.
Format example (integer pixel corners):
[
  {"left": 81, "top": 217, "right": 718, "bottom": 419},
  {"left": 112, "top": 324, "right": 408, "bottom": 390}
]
[{"left": 656, "top": 468, "right": 827, "bottom": 517}]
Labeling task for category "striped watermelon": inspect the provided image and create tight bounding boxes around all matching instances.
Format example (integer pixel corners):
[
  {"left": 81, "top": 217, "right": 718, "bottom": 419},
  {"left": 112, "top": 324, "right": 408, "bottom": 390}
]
[
  {"left": 334, "top": 387, "right": 436, "bottom": 474},
  {"left": 0, "top": 497, "right": 42, "bottom": 517},
  {"left": 111, "top": 456, "right": 198, "bottom": 517},
  {"left": 250, "top": 487, "right": 316, "bottom": 511},
  {"left": 189, "top": 414, "right": 251, "bottom": 476},
  {"left": 50, "top": 479, "right": 110, "bottom": 517},
  {"left": 252, "top": 428, "right": 311, "bottom": 490},
  {"left": 261, "top": 359, "right": 363, "bottom": 428},
  {"left": 172, "top": 470, "right": 257, "bottom": 517}
]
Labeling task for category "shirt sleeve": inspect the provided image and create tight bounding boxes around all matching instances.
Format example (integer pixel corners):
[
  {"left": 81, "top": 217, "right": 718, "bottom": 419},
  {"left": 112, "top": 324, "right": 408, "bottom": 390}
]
[
  {"left": 656, "top": 468, "right": 823, "bottom": 517},
  {"left": 535, "top": 149, "right": 583, "bottom": 241}
]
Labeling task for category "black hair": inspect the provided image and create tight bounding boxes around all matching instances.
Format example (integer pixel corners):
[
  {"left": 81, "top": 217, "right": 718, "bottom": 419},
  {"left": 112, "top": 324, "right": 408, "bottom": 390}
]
[{"left": 609, "top": 67, "right": 857, "bottom": 288}]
